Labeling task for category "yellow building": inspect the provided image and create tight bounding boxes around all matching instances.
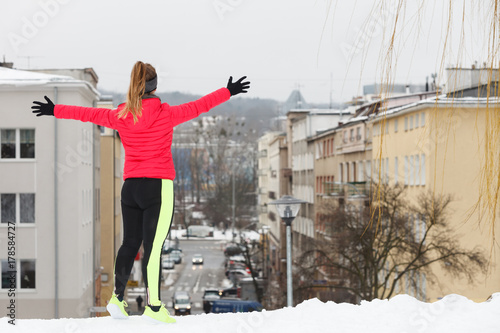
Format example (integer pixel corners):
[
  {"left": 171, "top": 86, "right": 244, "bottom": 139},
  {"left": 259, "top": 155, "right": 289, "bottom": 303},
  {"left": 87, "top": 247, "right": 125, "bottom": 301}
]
[
  {"left": 97, "top": 98, "right": 123, "bottom": 315},
  {"left": 371, "top": 93, "right": 500, "bottom": 302}
]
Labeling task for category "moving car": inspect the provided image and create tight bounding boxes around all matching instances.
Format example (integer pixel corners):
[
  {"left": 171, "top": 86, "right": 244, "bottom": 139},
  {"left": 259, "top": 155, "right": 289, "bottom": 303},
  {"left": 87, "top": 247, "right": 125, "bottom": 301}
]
[
  {"left": 172, "top": 291, "right": 191, "bottom": 315},
  {"left": 192, "top": 254, "right": 204, "bottom": 265}
]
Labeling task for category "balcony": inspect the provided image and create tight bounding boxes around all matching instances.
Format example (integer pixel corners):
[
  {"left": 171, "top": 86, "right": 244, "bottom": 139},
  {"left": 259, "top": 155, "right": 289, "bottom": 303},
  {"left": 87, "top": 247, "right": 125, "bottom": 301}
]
[{"left": 324, "top": 181, "right": 370, "bottom": 197}]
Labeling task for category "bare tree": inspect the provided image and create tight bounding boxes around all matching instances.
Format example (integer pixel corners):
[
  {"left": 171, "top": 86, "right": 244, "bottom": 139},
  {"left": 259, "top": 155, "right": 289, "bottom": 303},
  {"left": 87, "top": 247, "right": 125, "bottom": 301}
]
[{"left": 296, "top": 184, "right": 487, "bottom": 303}]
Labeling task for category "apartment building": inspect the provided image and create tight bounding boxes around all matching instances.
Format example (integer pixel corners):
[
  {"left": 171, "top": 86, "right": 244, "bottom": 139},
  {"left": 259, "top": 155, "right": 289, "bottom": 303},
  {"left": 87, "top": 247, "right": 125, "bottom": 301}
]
[
  {"left": 97, "top": 97, "right": 123, "bottom": 316},
  {"left": 257, "top": 132, "right": 288, "bottom": 276},
  {"left": 0, "top": 67, "right": 101, "bottom": 318},
  {"left": 369, "top": 68, "right": 500, "bottom": 302}
]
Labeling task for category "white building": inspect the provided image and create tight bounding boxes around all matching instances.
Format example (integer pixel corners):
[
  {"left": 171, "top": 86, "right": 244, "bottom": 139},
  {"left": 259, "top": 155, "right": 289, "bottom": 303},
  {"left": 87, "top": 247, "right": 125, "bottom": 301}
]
[
  {"left": 0, "top": 67, "right": 101, "bottom": 319},
  {"left": 286, "top": 109, "right": 352, "bottom": 245}
]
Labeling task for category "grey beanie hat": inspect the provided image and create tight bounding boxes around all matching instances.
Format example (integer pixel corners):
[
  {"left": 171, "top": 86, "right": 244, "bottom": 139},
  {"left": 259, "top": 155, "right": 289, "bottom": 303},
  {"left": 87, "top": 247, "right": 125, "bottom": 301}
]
[{"left": 145, "top": 75, "right": 157, "bottom": 94}]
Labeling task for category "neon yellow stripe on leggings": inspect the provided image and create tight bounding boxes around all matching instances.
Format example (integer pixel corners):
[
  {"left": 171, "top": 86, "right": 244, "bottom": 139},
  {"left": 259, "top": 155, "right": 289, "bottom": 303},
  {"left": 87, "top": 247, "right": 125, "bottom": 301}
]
[{"left": 147, "top": 179, "right": 174, "bottom": 306}]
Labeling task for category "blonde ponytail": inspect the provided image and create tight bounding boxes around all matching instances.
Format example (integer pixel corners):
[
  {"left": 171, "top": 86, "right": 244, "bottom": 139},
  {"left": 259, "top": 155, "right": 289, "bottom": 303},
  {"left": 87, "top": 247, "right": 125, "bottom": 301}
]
[{"left": 118, "top": 61, "right": 157, "bottom": 124}]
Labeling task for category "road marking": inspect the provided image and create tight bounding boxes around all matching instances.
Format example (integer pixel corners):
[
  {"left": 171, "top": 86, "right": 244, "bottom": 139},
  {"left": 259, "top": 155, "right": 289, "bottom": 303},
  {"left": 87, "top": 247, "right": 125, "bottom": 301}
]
[{"left": 193, "top": 273, "right": 202, "bottom": 294}]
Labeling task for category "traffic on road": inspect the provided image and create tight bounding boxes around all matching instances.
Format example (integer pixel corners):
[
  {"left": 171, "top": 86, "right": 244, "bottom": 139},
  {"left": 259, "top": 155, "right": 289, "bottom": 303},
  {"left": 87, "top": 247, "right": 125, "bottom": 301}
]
[{"left": 151, "top": 239, "right": 263, "bottom": 315}]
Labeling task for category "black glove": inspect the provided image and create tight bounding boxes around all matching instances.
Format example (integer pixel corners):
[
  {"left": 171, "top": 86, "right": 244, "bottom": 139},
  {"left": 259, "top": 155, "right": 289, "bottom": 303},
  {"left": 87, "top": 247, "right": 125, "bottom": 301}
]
[
  {"left": 32, "top": 96, "right": 55, "bottom": 117},
  {"left": 226, "top": 76, "right": 250, "bottom": 96}
]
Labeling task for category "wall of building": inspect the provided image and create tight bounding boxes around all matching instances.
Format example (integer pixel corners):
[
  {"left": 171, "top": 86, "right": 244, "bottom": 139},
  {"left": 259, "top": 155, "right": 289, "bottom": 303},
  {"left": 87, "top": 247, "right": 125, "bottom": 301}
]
[
  {"left": 371, "top": 102, "right": 500, "bottom": 302},
  {"left": 0, "top": 70, "right": 100, "bottom": 319}
]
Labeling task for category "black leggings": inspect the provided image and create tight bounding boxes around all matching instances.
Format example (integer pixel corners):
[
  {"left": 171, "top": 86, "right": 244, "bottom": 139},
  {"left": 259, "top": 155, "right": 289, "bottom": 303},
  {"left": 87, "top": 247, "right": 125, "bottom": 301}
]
[{"left": 114, "top": 178, "right": 174, "bottom": 306}]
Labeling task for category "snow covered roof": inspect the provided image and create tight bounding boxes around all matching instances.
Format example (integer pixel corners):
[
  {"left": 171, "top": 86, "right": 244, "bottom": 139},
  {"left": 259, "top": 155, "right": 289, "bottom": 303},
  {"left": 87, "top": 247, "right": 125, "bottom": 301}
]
[
  {"left": 0, "top": 66, "right": 78, "bottom": 87},
  {"left": 370, "top": 94, "right": 500, "bottom": 121}
]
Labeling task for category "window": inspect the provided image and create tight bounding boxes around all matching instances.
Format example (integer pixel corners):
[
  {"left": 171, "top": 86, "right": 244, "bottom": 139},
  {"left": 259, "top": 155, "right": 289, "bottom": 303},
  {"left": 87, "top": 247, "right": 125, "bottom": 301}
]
[
  {"left": 421, "top": 112, "right": 425, "bottom": 127},
  {"left": 409, "top": 156, "right": 414, "bottom": 185},
  {"left": 0, "top": 129, "right": 35, "bottom": 160},
  {"left": 394, "top": 157, "right": 399, "bottom": 184},
  {"left": 404, "top": 156, "right": 409, "bottom": 185},
  {"left": 415, "top": 155, "right": 420, "bottom": 185},
  {"left": 356, "top": 127, "right": 361, "bottom": 140},
  {"left": 1, "top": 259, "right": 36, "bottom": 289},
  {"left": 316, "top": 142, "right": 323, "bottom": 159},
  {"left": 20, "top": 130, "right": 35, "bottom": 158},
  {"left": 421, "top": 154, "right": 426, "bottom": 185},
  {"left": 394, "top": 119, "right": 398, "bottom": 133},
  {"left": 21, "top": 260, "right": 36, "bottom": 289},
  {"left": 1, "top": 193, "right": 35, "bottom": 223},
  {"left": 409, "top": 115, "right": 414, "bottom": 130},
  {"left": 350, "top": 129, "right": 354, "bottom": 142},
  {"left": 1, "top": 194, "right": 15, "bottom": 223},
  {"left": 1, "top": 130, "right": 15, "bottom": 158},
  {"left": 415, "top": 114, "right": 419, "bottom": 129},
  {"left": 404, "top": 117, "right": 408, "bottom": 131},
  {"left": 385, "top": 158, "right": 389, "bottom": 184}
]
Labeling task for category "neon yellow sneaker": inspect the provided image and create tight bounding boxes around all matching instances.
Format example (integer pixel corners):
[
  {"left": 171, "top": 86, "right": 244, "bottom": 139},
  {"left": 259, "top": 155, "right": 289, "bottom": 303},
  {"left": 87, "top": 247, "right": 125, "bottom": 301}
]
[
  {"left": 142, "top": 304, "right": 176, "bottom": 324},
  {"left": 106, "top": 294, "right": 129, "bottom": 319}
]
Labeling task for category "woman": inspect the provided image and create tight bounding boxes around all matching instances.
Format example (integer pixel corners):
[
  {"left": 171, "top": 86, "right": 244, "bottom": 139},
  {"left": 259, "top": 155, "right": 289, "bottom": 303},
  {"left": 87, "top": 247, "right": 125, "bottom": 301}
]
[{"left": 32, "top": 61, "right": 250, "bottom": 323}]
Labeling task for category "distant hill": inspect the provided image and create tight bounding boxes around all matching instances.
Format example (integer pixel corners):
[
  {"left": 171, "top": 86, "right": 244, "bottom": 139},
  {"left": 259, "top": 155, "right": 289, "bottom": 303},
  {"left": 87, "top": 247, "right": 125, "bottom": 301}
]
[{"left": 98, "top": 89, "right": 344, "bottom": 138}]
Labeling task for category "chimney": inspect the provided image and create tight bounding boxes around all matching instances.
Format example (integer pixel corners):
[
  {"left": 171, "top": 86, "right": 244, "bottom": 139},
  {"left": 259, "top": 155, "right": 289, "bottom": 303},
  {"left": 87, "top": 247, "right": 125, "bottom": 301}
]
[{"left": 0, "top": 55, "right": 13, "bottom": 68}]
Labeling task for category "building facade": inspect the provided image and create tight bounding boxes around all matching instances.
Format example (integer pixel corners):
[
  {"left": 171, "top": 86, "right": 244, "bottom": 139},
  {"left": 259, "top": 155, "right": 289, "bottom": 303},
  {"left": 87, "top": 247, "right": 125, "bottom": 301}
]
[
  {"left": 370, "top": 95, "right": 500, "bottom": 302},
  {"left": 0, "top": 67, "right": 101, "bottom": 318}
]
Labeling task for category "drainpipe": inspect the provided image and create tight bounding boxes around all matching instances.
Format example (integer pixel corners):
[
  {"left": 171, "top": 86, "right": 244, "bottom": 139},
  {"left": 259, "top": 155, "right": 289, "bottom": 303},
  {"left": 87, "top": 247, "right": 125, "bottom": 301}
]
[
  {"left": 92, "top": 99, "right": 97, "bottom": 317},
  {"left": 53, "top": 86, "right": 59, "bottom": 319}
]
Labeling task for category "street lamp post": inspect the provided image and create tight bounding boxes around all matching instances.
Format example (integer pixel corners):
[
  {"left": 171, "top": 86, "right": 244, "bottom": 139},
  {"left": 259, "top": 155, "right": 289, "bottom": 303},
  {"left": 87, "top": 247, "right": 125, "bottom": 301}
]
[{"left": 269, "top": 195, "right": 306, "bottom": 307}]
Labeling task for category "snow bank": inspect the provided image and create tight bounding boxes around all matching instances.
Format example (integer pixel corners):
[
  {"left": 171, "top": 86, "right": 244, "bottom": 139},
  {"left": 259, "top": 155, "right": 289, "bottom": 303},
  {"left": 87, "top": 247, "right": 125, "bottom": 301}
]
[{"left": 2, "top": 293, "right": 499, "bottom": 333}]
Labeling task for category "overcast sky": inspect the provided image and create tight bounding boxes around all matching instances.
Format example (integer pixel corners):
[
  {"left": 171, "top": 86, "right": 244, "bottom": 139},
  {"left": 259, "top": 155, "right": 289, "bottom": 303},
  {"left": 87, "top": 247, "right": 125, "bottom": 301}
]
[{"left": 1, "top": 0, "right": 490, "bottom": 104}]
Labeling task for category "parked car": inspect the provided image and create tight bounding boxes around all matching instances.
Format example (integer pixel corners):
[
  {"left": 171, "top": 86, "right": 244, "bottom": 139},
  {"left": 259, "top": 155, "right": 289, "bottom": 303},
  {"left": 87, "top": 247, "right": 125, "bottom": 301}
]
[
  {"left": 224, "top": 243, "right": 243, "bottom": 256},
  {"left": 210, "top": 299, "right": 263, "bottom": 313},
  {"left": 172, "top": 291, "right": 191, "bottom": 315},
  {"left": 192, "top": 254, "right": 204, "bottom": 265},
  {"left": 163, "top": 246, "right": 182, "bottom": 255},
  {"left": 202, "top": 288, "right": 221, "bottom": 313},
  {"left": 162, "top": 258, "right": 175, "bottom": 270},
  {"left": 169, "top": 250, "right": 182, "bottom": 264},
  {"left": 220, "top": 286, "right": 239, "bottom": 298},
  {"left": 226, "top": 269, "right": 251, "bottom": 284}
]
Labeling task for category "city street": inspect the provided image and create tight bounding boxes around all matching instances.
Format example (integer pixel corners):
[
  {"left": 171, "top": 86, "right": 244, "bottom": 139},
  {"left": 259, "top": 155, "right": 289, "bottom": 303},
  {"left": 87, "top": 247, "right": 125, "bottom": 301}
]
[{"left": 160, "top": 239, "right": 229, "bottom": 315}]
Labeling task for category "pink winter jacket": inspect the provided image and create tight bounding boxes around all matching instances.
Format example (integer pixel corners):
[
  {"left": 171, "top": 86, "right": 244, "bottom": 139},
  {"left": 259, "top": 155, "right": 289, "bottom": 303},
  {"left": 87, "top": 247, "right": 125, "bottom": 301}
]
[{"left": 54, "top": 88, "right": 231, "bottom": 180}]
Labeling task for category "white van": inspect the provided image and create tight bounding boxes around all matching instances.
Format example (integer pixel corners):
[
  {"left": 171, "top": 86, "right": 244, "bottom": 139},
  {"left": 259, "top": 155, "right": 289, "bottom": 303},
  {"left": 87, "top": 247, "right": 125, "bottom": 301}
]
[{"left": 172, "top": 291, "right": 191, "bottom": 315}]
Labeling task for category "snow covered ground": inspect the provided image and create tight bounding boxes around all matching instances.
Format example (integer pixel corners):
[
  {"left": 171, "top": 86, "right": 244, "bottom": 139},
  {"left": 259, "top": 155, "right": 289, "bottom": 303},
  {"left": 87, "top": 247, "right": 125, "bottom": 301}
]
[{"left": 1, "top": 293, "right": 499, "bottom": 333}]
